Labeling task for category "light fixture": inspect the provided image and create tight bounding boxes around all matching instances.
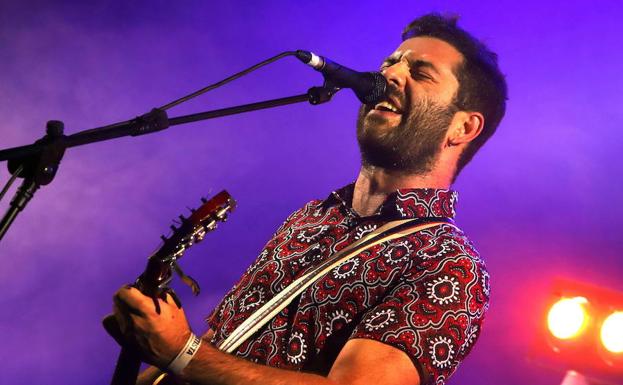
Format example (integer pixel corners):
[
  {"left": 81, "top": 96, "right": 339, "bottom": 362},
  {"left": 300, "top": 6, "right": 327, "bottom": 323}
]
[
  {"left": 547, "top": 296, "right": 590, "bottom": 340},
  {"left": 600, "top": 311, "right": 623, "bottom": 354},
  {"left": 535, "top": 279, "right": 623, "bottom": 379}
]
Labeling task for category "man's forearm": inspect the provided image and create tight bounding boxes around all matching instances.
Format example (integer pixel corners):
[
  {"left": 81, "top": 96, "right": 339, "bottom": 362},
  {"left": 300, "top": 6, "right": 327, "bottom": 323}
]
[{"left": 178, "top": 342, "right": 340, "bottom": 385}]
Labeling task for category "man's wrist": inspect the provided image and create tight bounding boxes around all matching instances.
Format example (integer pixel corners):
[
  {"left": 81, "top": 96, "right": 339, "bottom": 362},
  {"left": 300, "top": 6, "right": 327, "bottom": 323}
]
[
  {"left": 176, "top": 338, "right": 225, "bottom": 383},
  {"left": 167, "top": 332, "right": 202, "bottom": 376}
]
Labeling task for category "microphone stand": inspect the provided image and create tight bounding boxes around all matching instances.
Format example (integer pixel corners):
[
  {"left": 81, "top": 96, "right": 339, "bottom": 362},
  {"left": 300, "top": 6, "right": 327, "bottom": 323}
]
[{"left": 0, "top": 85, "right": 338, "bottom": 242}]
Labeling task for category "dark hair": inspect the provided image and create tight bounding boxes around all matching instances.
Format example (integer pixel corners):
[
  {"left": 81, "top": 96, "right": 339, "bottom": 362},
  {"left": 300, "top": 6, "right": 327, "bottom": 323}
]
[{"left": 402, "top": 14, "right": 508, "bottom": 176}]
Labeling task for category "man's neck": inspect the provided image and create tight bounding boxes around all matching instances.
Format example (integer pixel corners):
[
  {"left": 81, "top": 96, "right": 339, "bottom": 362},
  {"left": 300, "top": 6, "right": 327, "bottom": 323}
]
[{"left": 352, "top": 165, "right": 451, "bottom": 217}]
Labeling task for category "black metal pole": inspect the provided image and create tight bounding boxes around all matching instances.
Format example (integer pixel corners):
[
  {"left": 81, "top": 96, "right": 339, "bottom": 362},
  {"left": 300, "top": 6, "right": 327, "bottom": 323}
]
[
  {"left": 0, "top": 86, "right": 338, "bottom": 243},
  {"left": 0, "top": 179, "right": 39, "bottom": 241},
  {"left": 0, "top": 88, "right": 335, "bottom": 163},
  {"left": 168, "top": 93, "right": 309, "bottom": 126}
]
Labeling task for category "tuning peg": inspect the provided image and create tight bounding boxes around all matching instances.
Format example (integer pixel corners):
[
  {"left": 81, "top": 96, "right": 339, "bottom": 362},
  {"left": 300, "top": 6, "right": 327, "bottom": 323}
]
[
  {"left": 178, "top": 214, "right": 186, "bottom": 222},
  {"left": 186, "top": 206, "right": 196, "bottom": 213},
  {"left": 170, "top": 224, "right": 177, "bottom": 232},
  {"left": 200, "top": 197, "right": 208, "bottom": 203},
  {"left": 160, "top": 235, "right": 167, "bottom": 242},
  {"left": 204, "top": 221, "right": 216, "bottom": 231}
]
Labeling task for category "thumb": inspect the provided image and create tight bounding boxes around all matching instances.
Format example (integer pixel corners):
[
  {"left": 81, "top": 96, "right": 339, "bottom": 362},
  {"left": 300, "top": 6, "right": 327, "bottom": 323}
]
[{"left": 102, "top": 313, "right": 126, "bottom": 347}]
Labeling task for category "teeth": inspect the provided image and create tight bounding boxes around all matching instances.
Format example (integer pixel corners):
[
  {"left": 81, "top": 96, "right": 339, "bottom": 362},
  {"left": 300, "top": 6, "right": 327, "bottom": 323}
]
[{"left": 374, "top": 101, "right": 398, "bottom": 113}]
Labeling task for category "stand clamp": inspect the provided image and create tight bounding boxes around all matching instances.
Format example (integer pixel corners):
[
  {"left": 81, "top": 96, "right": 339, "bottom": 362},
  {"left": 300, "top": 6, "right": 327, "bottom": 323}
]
[{"left": 1, "top": 120, "right": 67, "bottom": 241}]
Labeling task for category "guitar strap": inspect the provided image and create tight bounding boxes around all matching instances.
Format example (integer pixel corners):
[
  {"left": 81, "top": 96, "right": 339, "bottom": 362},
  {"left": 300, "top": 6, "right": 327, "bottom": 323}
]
[{"left": 217, "top": 217, "right": 457, "bottom": 353}]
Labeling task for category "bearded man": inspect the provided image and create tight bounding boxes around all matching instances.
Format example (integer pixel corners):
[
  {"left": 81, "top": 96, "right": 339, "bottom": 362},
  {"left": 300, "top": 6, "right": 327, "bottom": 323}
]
[{"left": 111, "top": 13, "right": 507, "bottom": 385}]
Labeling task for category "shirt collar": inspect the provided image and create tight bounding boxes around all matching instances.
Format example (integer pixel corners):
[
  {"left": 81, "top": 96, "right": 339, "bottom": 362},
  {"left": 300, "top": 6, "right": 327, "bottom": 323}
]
[{"left": 323, "top": 183, "right": 458, "bottom": 219}]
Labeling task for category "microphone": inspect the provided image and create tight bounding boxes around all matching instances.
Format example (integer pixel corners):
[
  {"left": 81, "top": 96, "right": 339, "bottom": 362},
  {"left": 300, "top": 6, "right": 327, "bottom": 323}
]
[{"left": 295, "top": 50, "right": 386, "bottom": 105}]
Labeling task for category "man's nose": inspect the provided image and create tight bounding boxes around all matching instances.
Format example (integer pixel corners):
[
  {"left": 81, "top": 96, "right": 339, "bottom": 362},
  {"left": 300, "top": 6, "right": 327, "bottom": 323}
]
[{"left": 381, "top": 61, "right": 409, "bottom": 89}]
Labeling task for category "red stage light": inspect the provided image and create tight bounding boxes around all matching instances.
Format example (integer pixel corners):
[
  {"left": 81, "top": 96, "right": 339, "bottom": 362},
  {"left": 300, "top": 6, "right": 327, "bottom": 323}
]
[
  {"left": 532, "top": 279, "right": 623, "bottom": 380},
  {"left": 547, "top": 297, "right": 590, "bottom": 340},
  {"left": 600, "top": 311, "right": 623, "bottom": 354}
]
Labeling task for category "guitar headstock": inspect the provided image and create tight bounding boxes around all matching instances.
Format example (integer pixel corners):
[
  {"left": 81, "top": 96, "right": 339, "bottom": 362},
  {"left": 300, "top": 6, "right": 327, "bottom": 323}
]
[{"left": 154, "top": 190, "right": 236, "bottom": 263}]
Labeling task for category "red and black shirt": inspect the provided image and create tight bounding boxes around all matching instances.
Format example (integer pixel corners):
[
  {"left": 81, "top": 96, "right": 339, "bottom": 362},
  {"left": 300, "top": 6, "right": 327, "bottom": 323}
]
[{"left": 207, "top": 184, "right": 490, "bottom": 385}]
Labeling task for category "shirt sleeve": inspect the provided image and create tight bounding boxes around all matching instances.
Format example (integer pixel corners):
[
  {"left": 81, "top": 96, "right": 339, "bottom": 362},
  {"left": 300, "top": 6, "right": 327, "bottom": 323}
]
[{"left": 349, "top": 252, "right": 490, "bottom": 385}]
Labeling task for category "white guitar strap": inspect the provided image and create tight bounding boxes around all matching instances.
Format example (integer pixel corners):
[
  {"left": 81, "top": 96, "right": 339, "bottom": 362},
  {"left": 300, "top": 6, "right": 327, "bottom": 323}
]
[{"left": 217, "top": 218, "right": 456, "bottom": 353}]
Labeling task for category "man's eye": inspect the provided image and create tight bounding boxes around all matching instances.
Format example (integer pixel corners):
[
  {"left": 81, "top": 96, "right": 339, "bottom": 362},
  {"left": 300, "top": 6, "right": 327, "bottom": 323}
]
[{"left": 411, "top": 71, "right": 432, "bottom": 80}]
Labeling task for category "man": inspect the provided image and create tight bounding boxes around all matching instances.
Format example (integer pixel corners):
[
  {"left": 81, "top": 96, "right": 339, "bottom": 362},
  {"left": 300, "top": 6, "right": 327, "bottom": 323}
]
[{"left": 111, "top": 13, "right": 507, "bottom": 385}]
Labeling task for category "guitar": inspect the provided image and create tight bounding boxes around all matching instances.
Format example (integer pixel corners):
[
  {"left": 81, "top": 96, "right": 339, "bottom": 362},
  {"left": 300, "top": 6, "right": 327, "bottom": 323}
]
[{"left": 105, "top": 190, "right": 236, "bottom": 385}]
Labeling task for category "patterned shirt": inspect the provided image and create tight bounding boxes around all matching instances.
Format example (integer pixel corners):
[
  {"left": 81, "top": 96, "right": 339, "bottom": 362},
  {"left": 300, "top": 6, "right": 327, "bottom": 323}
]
[{"left": 207, "top": 184, "right": 490, "bottom": 385}]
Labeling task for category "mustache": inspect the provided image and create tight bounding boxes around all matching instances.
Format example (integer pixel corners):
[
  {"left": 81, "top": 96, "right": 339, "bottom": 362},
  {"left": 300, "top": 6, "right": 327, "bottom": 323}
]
[
  {"left": 381, "top": 83, "right": 407, "bottom": 113},
  {"left": 385, "top": 84, "right": 405, "bottom": 105}
]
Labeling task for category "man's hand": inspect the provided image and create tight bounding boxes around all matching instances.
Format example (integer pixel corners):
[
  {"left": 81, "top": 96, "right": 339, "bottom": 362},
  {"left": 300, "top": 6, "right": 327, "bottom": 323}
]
[
  {"left": 109, "top": 286, "right": 192, "bottom": 368},
  {"left": 105, "top": 288, "right": 422, "bottom": 385}
]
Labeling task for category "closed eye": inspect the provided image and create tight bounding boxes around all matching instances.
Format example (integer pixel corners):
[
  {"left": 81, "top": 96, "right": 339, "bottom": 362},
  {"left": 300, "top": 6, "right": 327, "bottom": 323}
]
[
  {"left": 408, "top": 59, "right": 439, "bottom": 82},
  {"left": 411, "top": 70, "right": 434, "bottom": 81},
  {"left": 380, "top": 56, "right": 438, "bottom": 83}
]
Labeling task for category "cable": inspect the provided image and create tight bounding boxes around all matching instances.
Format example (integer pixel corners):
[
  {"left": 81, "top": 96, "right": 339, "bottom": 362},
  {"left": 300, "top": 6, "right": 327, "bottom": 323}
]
[
  {"left": 0, "top": 165, "right": 23, "bottom": 203},
  {"left": 159, "top": 51, "right": 297, "bottom": 111},
  {"left": 0, "top": 52, "right": 297, "bottom": 203}
]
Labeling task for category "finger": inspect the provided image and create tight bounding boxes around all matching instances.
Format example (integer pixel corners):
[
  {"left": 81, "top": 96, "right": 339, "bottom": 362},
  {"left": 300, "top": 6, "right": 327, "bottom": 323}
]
[
  {"left": 114, "top": 286, "right": 147, "bottom": 307},
  {"left": 114, "top": 287, "right": 149, "bottom": 317},
  {"left": 112, "top": 302, "right": 133, "bottom": 334},
  {"left": 114, "top": 299, "right": 160, "bottom": 340},
  {"left": 113, "top": 294, "right": 146, "bottom": 319},
  {"left": 164, "top": 290, "right": 183, "bottom": 309},
  {"left": 102, "top": 313, "right": 127, "bottom": 346},
  {"left": 155, "top": 292, "right": 182, "bottom": 314}
]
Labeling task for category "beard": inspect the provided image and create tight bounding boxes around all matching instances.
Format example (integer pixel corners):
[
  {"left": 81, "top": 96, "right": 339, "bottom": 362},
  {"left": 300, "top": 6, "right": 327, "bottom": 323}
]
[{"left": 356, "top": 91, "right": 457, "bottom": 175}]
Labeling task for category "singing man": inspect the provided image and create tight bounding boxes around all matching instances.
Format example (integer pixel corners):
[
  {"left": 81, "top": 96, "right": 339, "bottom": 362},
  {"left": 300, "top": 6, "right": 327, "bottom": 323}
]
[{"left": 111, "top": 13, "right": 507, "bottom": 385}]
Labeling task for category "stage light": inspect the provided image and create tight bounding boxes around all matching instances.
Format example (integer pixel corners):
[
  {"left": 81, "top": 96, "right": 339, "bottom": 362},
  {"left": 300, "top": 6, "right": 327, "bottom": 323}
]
[
  {"left": 547, "top": 297, "right": 589, "bottom": 340},
  {"left": 535, "top": 279, "right": 623, "bottom": 380},
  {"left": 600, "top": 311, "right": 623, "bottom": 354}
]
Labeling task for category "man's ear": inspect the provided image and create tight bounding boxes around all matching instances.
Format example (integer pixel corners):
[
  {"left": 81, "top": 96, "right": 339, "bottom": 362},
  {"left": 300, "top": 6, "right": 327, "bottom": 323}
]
[{"left": 448, "top": 111, "right": 484, "bottom": 146}]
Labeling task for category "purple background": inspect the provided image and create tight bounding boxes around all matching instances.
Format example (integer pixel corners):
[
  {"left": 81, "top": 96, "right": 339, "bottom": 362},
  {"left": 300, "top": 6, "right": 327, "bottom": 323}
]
[{"left": 1, "top": 1, "right": 622, "bottom": 384}]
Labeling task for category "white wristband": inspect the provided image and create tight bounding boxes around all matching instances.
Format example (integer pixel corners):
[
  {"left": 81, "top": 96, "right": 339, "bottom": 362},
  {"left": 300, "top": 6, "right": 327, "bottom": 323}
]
[{"left": 167, "top": 333, "right": 202, "bottom": 376}]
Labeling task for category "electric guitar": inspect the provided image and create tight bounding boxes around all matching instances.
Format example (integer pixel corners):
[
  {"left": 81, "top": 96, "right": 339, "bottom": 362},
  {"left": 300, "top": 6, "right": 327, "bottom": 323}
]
[{"left": 105, "top": 190, "right": 236, "bottom": 385}]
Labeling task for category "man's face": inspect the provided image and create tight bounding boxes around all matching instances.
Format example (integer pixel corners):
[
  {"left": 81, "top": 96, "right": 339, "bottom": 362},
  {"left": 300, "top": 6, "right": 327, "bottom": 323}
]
[{"left": 356, "top": 36, "right": 464, "bottom": 174}]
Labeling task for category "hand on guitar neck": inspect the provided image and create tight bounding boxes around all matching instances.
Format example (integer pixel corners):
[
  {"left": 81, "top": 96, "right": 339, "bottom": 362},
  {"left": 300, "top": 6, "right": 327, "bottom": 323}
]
[
  {"left": 107, "top": 286, "right": 210, "bottom": 385},
  {"left": 103, "top": 191, "right": 236, "bottom": 385},
  {"left": 110, "top": 287, "right": 193, "bottom": 369}
]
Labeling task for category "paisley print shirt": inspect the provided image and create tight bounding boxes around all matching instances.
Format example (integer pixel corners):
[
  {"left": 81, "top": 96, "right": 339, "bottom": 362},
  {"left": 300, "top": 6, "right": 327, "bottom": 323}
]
[{"left": 207, "top": 184, "right": 490, "bottom": 385}]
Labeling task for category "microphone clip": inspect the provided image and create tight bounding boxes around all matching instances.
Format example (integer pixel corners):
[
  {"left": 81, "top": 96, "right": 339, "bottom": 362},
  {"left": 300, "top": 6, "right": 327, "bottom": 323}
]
[{"left": 307, "top": 83, "right": 340, "bottom": 105}]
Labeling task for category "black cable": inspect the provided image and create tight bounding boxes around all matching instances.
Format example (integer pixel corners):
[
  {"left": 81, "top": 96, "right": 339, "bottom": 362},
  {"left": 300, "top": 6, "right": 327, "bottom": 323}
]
[
  {"left": 158, "top": 51, "right": 297, "bottom": 111},
  {"left": 0, "top": 51, "right": 300, "bottom": 162},
  {"left": 0, "top": 165, "right": 23, "bottom": 203}
]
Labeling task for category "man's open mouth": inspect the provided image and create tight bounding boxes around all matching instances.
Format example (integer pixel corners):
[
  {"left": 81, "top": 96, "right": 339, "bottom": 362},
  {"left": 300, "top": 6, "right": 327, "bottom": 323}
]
[{"left": 372, "top": 99, "right": 402, "bottom": 115}]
